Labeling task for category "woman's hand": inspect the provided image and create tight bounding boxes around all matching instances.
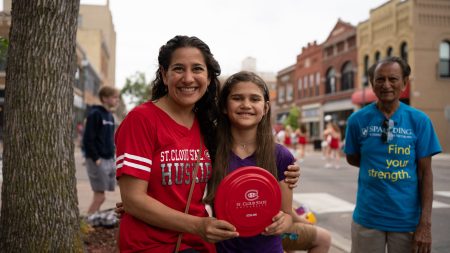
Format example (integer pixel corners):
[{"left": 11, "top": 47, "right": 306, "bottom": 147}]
[
  {"left": 262, "top": 211, "right": 293, "bottom": 236},
  {"left": 195, "top": 217, "right": 239, "bottom": 243},
  {"left": 116, "top": 199, "right": 239, "bottom": 243},
  {"left": 284, "top": 164, "right": 300, "bottom": 189}
]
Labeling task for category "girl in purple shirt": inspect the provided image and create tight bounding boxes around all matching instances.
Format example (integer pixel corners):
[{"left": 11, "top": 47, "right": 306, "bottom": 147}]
[{"left": 204, "top": 71, "right": 295, "bottom": 253}]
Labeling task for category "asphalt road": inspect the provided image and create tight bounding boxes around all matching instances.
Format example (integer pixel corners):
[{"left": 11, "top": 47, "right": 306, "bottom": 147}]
[{"left": 1, "top": 146, "right": 448, "bottom": 253}]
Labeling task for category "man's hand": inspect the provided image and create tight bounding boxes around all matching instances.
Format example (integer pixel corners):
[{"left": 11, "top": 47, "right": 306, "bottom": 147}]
[{"left": 412, "top": 221, "right": 431, "bottom": 253}]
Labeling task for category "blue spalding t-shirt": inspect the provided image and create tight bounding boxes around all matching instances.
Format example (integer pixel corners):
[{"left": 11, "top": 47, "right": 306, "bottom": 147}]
[
  {"left": 216, "top": 143, "right": 295, "bottom": 253},
  {"left": 344, "top": 102, "right": 441, "bottom": 232}
]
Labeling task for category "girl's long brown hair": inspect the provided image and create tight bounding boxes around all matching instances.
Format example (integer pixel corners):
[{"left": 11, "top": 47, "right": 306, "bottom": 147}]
[{"left": 204, "top": 71, "right": 277, "bottom": 205}]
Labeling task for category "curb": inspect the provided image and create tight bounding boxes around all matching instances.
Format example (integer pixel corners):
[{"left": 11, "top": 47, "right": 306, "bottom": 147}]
[
  {"left": 293, "top": 199, "right": 351, "bottom": 253},
  {"left": 330, "top": 230, "right": 351, "bottom": 253},
  {"left": 434, "top": 153, "right": 450, "bottom": 161}
]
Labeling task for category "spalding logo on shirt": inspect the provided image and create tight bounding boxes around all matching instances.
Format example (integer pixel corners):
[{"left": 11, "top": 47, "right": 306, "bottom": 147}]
[{"left": 360, "top": 124, "right": 413, "bottom": 139}]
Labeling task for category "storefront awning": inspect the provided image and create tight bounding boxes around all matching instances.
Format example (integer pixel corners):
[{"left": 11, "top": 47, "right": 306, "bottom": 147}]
[{"left": 351, "top": 85, "right": 410, "bottom": 105}]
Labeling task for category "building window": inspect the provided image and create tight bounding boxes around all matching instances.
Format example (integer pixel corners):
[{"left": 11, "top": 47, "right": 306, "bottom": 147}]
[
  {"left": 325, "top": 68, "right": 336, "bottom": 94},
  {"left": 341, "top": 61, "right": 354, "bottom": 91},
  {"left": 325, "top": 47, "right": 334, "bottom": 57},
  {"left": 309, "top": 74, "right": 314, "bottom": 97},
  {"left": 286, "top": 83, "right": 293, "bottom": 102},
  {"left": 363, "top": 55, "right": 369, "bottom": 87},
  {"left": 315, "top": 72, "right": 320, "bottom": 96},
  {"left": 348, "top": 37, "right": 356, "bottom": 48},
  {"left": 303, "top": 76, "right": 308, "bottom": 96},
  {"left": 278, "top": 86, "right": 285, "bottom": 103},
  {"left": 439, "top": 40, "right": 450, "bottom": 78},
  {"left": 375, "top": 51, "right": 381, "bottom": 62},
  {"left": 297, "top": 78, "right": 303, "bottom": 98},
  {"left": 337, "top": 42, "right": 345, "bottom": 53},
  {"left": 400, "top": 42, "right": 408, "bottom": 63},
  {"left": 387, "top": 47, "right": 393, "bottom": 57}
]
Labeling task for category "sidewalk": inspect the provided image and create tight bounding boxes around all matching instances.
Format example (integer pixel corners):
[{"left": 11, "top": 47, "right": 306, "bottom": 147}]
[{"left": 75, "top": 149, "right": 121, "bottom": 215}]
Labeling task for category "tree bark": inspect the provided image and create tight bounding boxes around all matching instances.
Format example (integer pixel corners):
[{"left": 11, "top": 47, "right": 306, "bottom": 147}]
[{"left": 0, "top": 0, "right": 82, "bottom": 251}]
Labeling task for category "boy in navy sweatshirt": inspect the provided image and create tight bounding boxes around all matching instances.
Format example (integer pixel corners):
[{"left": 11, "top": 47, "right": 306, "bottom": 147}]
[{"left": 83, "top": 85, "right": 120, "bottom": 215}]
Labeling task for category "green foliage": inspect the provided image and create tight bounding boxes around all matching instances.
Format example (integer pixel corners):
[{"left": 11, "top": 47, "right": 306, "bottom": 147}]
[
  {"left": 283, "top": 106, "right": 301, "bottom": 130},
  {"left": 121, "top": 71, "right": 151, "bottom": 107},
  {"left": 0, "top": 37, "right": 8, "bottom": 70}
]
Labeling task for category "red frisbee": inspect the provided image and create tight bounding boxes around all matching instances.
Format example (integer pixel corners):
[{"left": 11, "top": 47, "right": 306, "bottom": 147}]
[{"left": 214, "top": 166, "right": 281, "bottom": 237}]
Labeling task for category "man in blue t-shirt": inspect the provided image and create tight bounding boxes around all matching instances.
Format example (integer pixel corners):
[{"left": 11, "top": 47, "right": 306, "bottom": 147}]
[{"left": 344, "top": 57, "right": 441, "bottom": 253}]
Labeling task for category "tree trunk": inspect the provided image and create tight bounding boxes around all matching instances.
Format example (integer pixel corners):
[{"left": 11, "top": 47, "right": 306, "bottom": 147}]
[{"left": 0, "top": 0, "right": 82, "bottom": 251}]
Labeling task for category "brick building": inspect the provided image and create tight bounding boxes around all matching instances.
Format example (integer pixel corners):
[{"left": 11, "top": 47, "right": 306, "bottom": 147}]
[
  {"left": 321, "top": 19, "right": 358, "bottom": 136},
  {"left": 275, "top": 19, "right": 358, "bottom": 143},
  {"left": 295, "top": 41, "right": 322, "bottom": 140}
]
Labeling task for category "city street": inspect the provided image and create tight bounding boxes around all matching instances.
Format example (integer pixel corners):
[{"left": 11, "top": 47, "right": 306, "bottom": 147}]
[
  {"left": 295, "top": 148, "right": 450, "bottom": 253},
  {"left": 1, "top": 146, "right": 449, "bottom": 252}
]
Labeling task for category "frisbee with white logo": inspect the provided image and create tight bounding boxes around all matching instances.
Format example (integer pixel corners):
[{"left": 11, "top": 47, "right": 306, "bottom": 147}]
[{"left": 214, "top": 166, "right": 281, "bottom": 237}]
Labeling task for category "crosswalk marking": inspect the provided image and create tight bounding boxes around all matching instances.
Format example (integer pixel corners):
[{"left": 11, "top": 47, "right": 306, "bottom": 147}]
[
  {"left": 435, "top": 191, "right": 450, "bottom": 198},
  {"left": 432, "top": 201, "right": 450, "bottom": 208},
  {"left": 294, "top": 192, "right": 450, "bottom": 214},
  {"left": 433, "top": 191, "right": 450, "bottom": 208},
  {"left": 293, "top": 193, "right": 355, "bottom": 214}
]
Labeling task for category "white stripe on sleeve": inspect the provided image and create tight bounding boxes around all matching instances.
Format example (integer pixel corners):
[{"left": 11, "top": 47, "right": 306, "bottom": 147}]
[
  {"left": 123, "top": 160, "right": 151, "bottom": 172},
  {"left": 116, "top": 153, "right": 152, "bottom": 172}
]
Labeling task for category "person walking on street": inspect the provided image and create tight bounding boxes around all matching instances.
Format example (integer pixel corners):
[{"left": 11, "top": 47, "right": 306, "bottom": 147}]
[
  {"left": 322, "top": 122, "right": 333, "bottom": 166},
  {"left": 328, "top": 123, "right": 341, "bottom": 169},
  {"left": 83, "top": 85, "right": 120, "bottom": 215},
  {"left": 344, "top": 57, "right": 442, "bottom": 253},
  {"left": 295, "top": 125, "right": 308, "bottom": 162}
]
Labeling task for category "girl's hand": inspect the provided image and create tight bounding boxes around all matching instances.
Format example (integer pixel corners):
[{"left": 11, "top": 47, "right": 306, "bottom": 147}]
[
  {"left": 196, "top": 217, "right": 239, "bottom": 243},
  {"left": 262, "top": 211, "right": 293, "bottom": 236},
  {"left": 284, "top": 164, "right": 300, "bottom": 189}
]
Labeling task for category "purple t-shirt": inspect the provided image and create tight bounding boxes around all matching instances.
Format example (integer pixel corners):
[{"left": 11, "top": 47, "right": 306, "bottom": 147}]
[{"left": 216, "top": 143, "right": 295, "bottom": 253}]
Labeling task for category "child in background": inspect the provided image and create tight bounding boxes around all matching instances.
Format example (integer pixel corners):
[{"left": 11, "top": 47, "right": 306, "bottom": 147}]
[
  {"left": 295, "top": 125, "right": 307, "bottom": 162},
  {"left": 328, "top": 123, "right": 341, "bottom": 169}
]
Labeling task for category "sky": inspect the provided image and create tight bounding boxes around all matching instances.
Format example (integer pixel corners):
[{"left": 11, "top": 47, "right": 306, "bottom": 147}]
[{"left": 1, "top": 0, "right": 388, "bottom": 89}]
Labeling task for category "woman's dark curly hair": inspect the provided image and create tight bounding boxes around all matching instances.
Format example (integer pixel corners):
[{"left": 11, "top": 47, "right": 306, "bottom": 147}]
[{"left": 150, "top": 35, "right": 220, "bottom": 160}]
